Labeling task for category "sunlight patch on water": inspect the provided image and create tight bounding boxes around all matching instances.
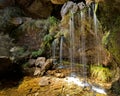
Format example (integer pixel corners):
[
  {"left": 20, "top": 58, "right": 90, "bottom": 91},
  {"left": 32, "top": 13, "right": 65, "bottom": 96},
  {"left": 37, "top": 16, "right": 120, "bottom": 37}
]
[
  {"left": 65, "top": 77, "right": 89, "bottom": 87},
  {"left": 92, "top": 86, "right": 106, "bottom": 95},
  {"left": 65, "top": 77, "right": 107, "bottom": 95}
]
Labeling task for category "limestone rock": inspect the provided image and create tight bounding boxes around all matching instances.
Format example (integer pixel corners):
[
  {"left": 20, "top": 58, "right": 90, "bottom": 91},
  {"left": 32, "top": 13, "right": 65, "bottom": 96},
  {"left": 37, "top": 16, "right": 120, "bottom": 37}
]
[
  {"left": 35, "top": 57, "right": 46, "bottom": 67},
  {"left": 34, "top": 67, "right": 41, "bottom": 76},
  {"left": 40, "top": 59, "right": 53, "bottom": 76},
  {"left": 39, "top": 77, "right": 51, "bottom": 87}
]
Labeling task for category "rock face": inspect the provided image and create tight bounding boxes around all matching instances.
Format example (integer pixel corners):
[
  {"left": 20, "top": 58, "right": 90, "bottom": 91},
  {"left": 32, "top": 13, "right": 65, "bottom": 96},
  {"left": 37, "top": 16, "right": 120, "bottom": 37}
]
[
  {"left": 0, "top": 0, "right": 53, "bottom": 19},
  {"left": 0, "top": 33, "right": 13, "bottom": 56},
  {"left": 0, "top": 0, "right": 14, "bottom": 8},
  {"left": 51, "top": 0, "right": 68, "bottom": 4},
  {"left": 16, "top": 0, "right": 53, "bottom": 18},
  {"left": 98, "top": 1, "right": 120, "bottom": 94},
  {"left": 98, "top": 0, "right": 120, "bottom": 66}
]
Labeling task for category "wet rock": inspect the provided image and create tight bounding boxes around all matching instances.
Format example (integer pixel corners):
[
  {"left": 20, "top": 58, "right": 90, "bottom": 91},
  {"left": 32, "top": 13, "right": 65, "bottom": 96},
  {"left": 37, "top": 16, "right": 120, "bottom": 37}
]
[
  {"left": 35, "top": 57, "right": 46, "bottom": 67},
  {"left": 61, "top": 1, "right": 74, "bottom": 17},
  {"left": 39, "top": 77, "right": 51, "bottom": 87}
]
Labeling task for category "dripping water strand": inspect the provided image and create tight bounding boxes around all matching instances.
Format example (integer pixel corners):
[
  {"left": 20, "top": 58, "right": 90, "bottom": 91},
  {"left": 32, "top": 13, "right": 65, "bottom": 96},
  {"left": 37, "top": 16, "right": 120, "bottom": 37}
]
[
  {"left": 52, "top": 40, "right": 57, "bottom": 64},
  {"left": 92, "top": 3, "right": 100, "bottom": 65},
  {"left": 69, "top": 10, "right": 75, "bottom": 76},
  {"left": 81, "top": 11, "right": 87, "bottom": 82},
  {"left": 59, "top": 35, "right": 64, "bottom": 67},
  {"left": 52, "top": 40, "right": 57, "bottom": 65}
]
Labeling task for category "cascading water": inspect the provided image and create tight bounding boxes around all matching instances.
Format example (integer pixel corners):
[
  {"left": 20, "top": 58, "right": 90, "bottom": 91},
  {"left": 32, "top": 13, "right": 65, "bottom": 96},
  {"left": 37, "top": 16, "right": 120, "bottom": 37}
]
[
  {"left": 52, "top": 40, "right": 57, "bottom": 65},
  {"left": 55, "top": 0, "right": 106, "bottom": 95},
  {"left": 80, "top": 10, "right": 87, "bottom": 83},
  {"left": 59, "top": 35, "right": 64, "bottom": 68},
  {"left": 69, "top": 10, "right": 75, "bottom": 76},
  {"left": 92, "top": 2, "right": 101, "bottom": 65}
]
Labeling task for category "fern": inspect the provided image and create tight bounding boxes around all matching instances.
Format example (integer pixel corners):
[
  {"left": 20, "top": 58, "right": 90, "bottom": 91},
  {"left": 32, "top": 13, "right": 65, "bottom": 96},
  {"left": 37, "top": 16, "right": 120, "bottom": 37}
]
[{"left": 31, "top": 49, "right": 44, "bottom": 58}]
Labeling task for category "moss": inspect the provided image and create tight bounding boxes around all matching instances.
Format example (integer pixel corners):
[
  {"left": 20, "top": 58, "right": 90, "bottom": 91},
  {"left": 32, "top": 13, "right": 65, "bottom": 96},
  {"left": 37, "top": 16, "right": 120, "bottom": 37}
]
[
  {"left": 107, "top": 28, "right": 120, "bottom": 64},
  {"left": 102, "top": 31, "right": 110, "bottom": 46},
  {"left": 17, "top": 77, "right": 40, "bottom": 95},
  {"left": 90, "top": 65, "right": 112, "bottom": 82}
]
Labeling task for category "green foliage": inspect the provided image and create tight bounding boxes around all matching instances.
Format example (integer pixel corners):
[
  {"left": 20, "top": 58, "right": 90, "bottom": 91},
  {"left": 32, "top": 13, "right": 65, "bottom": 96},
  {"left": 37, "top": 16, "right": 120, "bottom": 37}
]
[
  {"left": 102, "top": 31, "right": 110, "bottom": 46},
  {"left": 90, "top": 65, "right": 112, "bottom": 82},
  {"left": 43, "top": 34, "right": 53, "bottom": 48},
  {"left": 48, "top": 16, "right": 59, "bottom": 26},
  {"left": 22, "top": 62, "right": 29, "bottom": 68},
  {"left": 31, "top": 49, "right": 44, "bottom": 58}
]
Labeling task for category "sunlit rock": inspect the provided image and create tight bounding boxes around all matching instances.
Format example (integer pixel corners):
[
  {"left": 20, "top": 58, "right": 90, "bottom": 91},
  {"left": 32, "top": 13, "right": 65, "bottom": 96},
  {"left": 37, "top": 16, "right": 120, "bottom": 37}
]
[
  {"left": 34, "top": 67, "right": 41, "bottom": 76},
  {"left": 51, "top": 0, "right": 68, "bottom": 4},
  {"left": 40, "top": 59, "right": 53, "bottom": 76},
  {"left": 39, "top": 77, "right": 51, "bottom": 87},
  {"left": 35, "top": 57, "right": 46, "bottom": 68}
]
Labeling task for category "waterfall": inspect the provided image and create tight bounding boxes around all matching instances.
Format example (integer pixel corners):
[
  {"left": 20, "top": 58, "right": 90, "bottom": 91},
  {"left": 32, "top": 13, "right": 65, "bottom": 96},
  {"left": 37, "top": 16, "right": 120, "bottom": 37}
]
[
  {"left": 80, "top": 11, "right": 87, "bottom": 82},
  {"left": 69, "top": 10, "right": 75, "bottom": 76},
  {"left": 92, "top": 3, "right": 101, "bottom": 65},
  {"left": 88, "top": 7, "right": 91, "bottom": 18},
  {"left": 59, "top": 35, "right": 64, "bottom": 68},
  {"left": 59, "top": 1, "right": 106, "bottom": 95},
  {"left": 52, "top": 40, "right": 57, "bottom": 65}
]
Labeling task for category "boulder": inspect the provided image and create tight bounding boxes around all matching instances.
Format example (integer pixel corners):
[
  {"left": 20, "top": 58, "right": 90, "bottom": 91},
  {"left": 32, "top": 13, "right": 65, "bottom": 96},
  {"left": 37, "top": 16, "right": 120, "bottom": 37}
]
[
  {"left": 34, "top": 67, "right": 41, "bottom": 76},
  {"left": 40, "top": 59, "right": 53, "bottom": 76},
  {"left": 39, "top": 77, "right": 51, "bottom": 87},
  {"left": 35, "top": 57, "right": 46, "bottom": 67},
  {"left": 34, "top": 59, "right": 53, "bottom": 76}
]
